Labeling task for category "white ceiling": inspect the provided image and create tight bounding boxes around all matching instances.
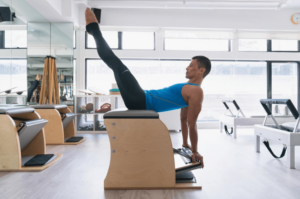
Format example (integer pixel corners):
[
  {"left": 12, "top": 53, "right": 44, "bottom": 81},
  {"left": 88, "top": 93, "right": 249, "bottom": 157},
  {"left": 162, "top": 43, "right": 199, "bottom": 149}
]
[{"left": 85, "top": 0, "right": 300, "bottom": 9}]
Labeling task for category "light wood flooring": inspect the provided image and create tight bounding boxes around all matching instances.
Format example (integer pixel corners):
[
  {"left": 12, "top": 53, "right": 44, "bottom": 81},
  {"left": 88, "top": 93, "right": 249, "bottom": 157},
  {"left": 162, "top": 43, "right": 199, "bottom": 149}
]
[{"left": 1, "top": 129, "right": 300, "bottom": 199}]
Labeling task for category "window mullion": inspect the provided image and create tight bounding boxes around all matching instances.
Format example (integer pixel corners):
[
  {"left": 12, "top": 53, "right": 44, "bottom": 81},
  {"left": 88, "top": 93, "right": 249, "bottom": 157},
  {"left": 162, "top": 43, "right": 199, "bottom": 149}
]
[
  {"left": 267, "top": 40, "right": 271, "bottom": 52},
  {"left": 118, "top": 32, "right": 122, "bottom": 50}
]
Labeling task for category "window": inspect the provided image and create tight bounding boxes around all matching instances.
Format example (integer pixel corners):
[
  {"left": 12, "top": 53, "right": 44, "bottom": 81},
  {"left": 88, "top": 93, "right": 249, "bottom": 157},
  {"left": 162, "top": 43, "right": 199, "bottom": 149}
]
[
  {"left": 86, "top": 31, "right": 118, "bottom": 49},
  {"left": 165, "top": 39, "right": 229, "bottom": 51},
  {"left": 239, "top": 39, "right": 267, "bottom": 51},
  {"left": 86, "top": 59, "right": 267, "bottom": 122},
  {"left": 122, "top": 32, "right": 154, "bottom": 50},
  {"left": 202, "top": 61, "right": 267, "bottom": 121},
  {"left": 0, "top": 59, "right": 27, "bottom": 92},
  {"left": 272, "top": 40, "right": 298, "bottom": 51},
  {"left": 86, "top": 31, "right": 155, "bottom": 50},
  {"left": 4, "top": 30, "right": 27, "bottom": 48},
  {"left": 272, "top": 62, "right": 297, "bottom": 107}
]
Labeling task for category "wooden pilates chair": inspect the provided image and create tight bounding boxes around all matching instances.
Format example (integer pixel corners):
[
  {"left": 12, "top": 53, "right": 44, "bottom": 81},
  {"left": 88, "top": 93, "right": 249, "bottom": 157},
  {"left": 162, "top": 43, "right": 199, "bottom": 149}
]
[
  {"left": 30, "top": 104, "right": 85, "bottom": 145},
  {"left": 0, "top": 106, "right": 62, "bottom": 171},
  {"left": 103, "top": 109, "right": 202, "bottom": 190}
]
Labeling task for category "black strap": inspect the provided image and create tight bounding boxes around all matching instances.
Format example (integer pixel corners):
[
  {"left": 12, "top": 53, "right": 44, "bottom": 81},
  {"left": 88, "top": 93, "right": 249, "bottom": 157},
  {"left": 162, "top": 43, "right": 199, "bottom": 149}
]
[
  {"left": 263, "top": 140, "right": 287, "bottom": 159},
  {"left": 224, "top": 125, "right": 233, "bottom": 135}
]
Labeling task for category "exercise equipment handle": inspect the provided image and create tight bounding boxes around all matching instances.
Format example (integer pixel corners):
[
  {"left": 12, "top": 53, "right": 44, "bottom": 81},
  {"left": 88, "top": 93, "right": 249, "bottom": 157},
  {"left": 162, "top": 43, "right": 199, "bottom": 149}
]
[
  {"left": 222, "top": 100, "right": 240, "bottom": 110},
  {"left": 260, "top": 99, "right": 299, "bottom": 119}
]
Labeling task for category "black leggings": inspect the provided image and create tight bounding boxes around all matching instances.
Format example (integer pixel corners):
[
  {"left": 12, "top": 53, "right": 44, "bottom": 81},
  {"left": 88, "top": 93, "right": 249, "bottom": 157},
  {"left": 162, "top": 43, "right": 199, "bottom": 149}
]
[
  {"left": 27, "top": 80, "right": 39, "bottom": 102},
  {"left": 86, "top": 23, "right": 146, "bottom": 110}
]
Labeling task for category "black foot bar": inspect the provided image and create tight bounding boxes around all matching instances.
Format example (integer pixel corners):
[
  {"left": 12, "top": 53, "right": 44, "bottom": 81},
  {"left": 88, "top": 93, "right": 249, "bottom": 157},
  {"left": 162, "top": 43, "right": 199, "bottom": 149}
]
[
  {"left": 224, "top": 125, "right": 233, "bottom": 135},
  {"left": 263, "top": 140, "right": 287, "bottom": 159}
]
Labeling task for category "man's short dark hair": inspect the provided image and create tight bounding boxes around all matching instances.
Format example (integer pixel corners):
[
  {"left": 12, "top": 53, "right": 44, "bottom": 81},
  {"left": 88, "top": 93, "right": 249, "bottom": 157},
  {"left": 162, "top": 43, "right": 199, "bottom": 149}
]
[{"left": 192, "top": 56, "right": 211, "bottom": 78}]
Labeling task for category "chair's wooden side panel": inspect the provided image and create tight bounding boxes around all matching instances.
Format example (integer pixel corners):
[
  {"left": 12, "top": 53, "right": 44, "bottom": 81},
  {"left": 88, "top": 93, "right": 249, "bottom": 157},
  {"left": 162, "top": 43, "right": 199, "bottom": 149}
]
[
  {"left": 104, "top": 118, "right": 175, "bottom": 189},
  {"left": 35, "top": 109, "right": 64, "bottom": 144},
  {"left": 0, "top": 115, "right": 21, "bottom": 170}
]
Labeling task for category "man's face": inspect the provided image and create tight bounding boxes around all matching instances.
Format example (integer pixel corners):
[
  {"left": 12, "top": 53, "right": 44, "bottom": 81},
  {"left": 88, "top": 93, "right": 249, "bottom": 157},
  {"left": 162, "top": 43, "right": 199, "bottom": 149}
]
[{"left": 186, "top": 59, "right": 201, "bottom": 79}]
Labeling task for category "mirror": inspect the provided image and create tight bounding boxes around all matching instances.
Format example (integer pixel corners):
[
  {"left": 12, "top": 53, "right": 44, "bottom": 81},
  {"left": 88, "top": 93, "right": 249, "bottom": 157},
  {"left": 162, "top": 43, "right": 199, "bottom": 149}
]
[
  {"left": 0, "top": 0, "right": 27, "bottom": 105},
  {"left": 27, "top": 22, "right": 74, "bottom": 105}
]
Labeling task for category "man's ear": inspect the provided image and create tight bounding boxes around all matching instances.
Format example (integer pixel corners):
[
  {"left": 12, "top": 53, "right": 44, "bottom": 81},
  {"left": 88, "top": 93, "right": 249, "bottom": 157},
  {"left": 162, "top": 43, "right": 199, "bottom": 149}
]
[{"left": 199, "top": 67, "right": 206, "bottom": 75}]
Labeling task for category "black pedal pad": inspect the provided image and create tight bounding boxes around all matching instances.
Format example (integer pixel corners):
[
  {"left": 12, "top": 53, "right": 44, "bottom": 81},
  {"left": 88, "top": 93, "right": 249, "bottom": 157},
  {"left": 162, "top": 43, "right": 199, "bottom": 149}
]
[
  {"left": 66, "top": 136, "right": 84, "bottom": 142},
  {"left": 176, "top": 171, "right": 196, "bottom": 183},
  {"left": 24, "top": 154, "right": 54, "bottom": 167}
]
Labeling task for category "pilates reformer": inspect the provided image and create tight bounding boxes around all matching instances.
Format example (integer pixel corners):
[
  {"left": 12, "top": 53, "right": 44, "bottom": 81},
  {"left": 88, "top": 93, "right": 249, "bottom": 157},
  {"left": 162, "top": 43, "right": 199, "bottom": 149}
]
[
  {"left": 103, "top": 109, "right": 202, "bottom": 190},
  {"left": 30, "top": 104, "right": 85, "bottom": 145},
  {"left": 254, "top": 99, "right": 300, "bottom": 169},
  {"left": 219, "top": 100, "right": 294, "bottom": 138},
  {"left": 0, "top": 106, "right": 62, "bottom": 171}
]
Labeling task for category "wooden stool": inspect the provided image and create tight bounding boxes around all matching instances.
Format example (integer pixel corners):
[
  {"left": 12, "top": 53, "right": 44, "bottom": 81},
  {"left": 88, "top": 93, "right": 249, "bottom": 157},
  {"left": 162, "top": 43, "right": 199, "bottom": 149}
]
[
  {"left": 31, "top": 104, "right": 85, "bottom": 145},
  {"left": 104, "top": 109, "right": 202, "bottom": 190},
  {"left": 0, "top": 106, "right": 62, "bottom": 171}
]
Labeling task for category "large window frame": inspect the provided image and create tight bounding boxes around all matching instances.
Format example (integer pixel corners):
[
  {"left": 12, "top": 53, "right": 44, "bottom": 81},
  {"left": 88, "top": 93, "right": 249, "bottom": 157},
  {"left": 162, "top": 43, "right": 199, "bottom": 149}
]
[
  {"left": 163, "top": 38, "right": 231, "bottom": 52},
  {"left": 269, "top": 40, "right": 300, "bottom": 53},
  {"left": 85, "top": 31, "right": 156, "bottom": 50},
  {"left": 0, "top": 58, "right": 28, "bottom": 92},
  {"left": 239, "top": 39, "right": 300, "bottom": 52}
]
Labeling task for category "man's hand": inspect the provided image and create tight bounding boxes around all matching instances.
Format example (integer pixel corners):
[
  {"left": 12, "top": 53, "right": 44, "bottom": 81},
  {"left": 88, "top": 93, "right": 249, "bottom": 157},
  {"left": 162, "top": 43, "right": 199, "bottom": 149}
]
[{"left": 192, "top": 151, "right": 204, "bottom": 168}]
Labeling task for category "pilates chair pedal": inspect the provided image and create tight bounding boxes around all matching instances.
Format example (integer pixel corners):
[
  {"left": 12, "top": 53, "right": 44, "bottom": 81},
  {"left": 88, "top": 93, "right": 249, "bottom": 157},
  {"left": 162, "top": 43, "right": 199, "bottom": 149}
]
[
  {"left": 65, "top": 136, "right": 84, "bottom": 142},
  {"left": 24, "top": 154, "right": 54, "bottom": 167},
  {"left": 176, "top": 171, "right": 197, "bottom": 183}
]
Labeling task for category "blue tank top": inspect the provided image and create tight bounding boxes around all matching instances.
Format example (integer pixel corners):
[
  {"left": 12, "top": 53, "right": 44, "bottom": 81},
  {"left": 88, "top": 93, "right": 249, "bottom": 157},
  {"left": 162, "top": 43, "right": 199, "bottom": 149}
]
[{"left": 144, "top": 83, "right": 200, "bottom": 112}]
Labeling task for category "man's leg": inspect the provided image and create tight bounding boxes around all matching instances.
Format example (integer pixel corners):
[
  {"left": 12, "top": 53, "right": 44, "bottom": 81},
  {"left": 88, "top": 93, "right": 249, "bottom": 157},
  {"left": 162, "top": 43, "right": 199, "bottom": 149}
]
[{"left": 85, "top": 9, "right": 146, "bottom": 109}]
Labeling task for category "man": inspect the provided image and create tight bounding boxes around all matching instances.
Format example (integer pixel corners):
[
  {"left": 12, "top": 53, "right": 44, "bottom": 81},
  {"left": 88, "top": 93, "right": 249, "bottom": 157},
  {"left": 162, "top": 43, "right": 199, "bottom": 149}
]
[{"left": 85, "top": 8, "right": 211, "bottom": 167}]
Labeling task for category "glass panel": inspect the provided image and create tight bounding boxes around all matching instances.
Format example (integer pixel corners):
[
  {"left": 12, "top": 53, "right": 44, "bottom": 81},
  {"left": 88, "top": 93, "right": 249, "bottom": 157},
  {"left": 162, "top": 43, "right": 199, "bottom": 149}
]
[
  {"left": 0, "top": 59, "right": 27, "bottom": 92},
  {"left": 86, "top": 59, "right": 267, "bottom": 121},
  {"left": 272, "top": 40, "right": 298, "bottom": 51},
  {"left": 123, "top": 32, "right": 154, "bottom": 50},
  {"left": 95, "top": 114, "right": 106, "bottom": 131},
  {"left": 239, "top": 39, "right": 267, "bottom": 51},
  {"left": 4, "top": 30, "right": 27, "bottom": 48},
  {"left": 27, "top": 23, "right": 74, "bottom": 104},
  {"left": 87, "top": 31, "right": 118, "bottom": 48},
  {"left": 165, "top": 39, "right": 229, "bottom": 51},
  {"left": 272, "top": 63, "right": 297, "bottom": 112},
  {"left": 51, "top": 23, "right": 74, "bottom": 103},
  {"left": 76, "top": 96, "right": 94, "bottom": 113},
  {"left": 77, "top": 114, "right": 94, "bottom": 131}
]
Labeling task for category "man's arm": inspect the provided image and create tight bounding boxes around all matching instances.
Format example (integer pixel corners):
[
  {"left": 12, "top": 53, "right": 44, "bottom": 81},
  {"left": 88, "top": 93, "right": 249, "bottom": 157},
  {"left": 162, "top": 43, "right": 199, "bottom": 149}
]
[
  {"left": 187, "top": 88, "right": 204, "bottom": 167},
  {"left": 180, "top": 107, "right": 189, "bottom": 148}
]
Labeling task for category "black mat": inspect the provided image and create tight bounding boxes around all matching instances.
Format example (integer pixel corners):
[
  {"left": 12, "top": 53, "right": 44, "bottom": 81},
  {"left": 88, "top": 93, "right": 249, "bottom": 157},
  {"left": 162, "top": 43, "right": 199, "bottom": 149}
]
[
  {"left": 24, "top": 154, "right": 54, "bottom": 167},
  {"left": 66, "top": 136, "right": 84, "bottom": 142}
]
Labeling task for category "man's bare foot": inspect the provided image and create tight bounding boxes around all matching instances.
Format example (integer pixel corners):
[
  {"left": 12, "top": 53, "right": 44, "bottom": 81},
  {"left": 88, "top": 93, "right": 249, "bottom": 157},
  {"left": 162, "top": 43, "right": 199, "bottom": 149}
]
[
  {"left": 182, "top": 144, "right": 192, "bottom": 151},
  {"left": 35, "top": 73, "right": 41, "bottom": 81},
  {"left": 85, "top": 8, "right": 99, "bottom": 26}
]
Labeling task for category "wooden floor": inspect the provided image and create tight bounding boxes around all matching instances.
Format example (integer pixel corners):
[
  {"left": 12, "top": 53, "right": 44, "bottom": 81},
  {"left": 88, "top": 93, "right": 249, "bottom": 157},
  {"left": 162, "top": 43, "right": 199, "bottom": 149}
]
[{"left": 1, "top": 129, "right": 300, "bottom": 199}]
